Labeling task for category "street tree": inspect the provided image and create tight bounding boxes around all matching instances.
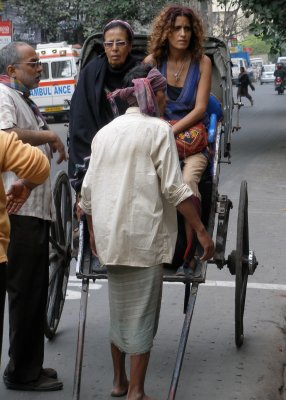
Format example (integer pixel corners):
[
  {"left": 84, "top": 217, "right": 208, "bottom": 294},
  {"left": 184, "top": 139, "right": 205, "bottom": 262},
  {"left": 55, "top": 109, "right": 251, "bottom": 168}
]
[
  {"left": 211, "top": 0, "right": 251, "bottom": 41},
  {"left": 240, "top": 34, "right": 271, "bottom": 56},
  {"left": 9, "top": 0, "right": 166, "bottom": 42},
  {"left": 10, "top": 0, "right": 82, "bottom": 42},
  {"left": 80, "top": 0, "right": 168, "bottom": 36},
  {"left": 214, "top": 0, "right": 286, "bottom": 54}
]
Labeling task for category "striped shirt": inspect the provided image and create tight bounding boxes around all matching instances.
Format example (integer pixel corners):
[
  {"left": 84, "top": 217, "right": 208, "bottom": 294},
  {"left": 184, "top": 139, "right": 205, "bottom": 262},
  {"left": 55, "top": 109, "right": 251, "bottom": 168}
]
[{"left": 0, "top": 83, "right": 53, "bottom": 221}]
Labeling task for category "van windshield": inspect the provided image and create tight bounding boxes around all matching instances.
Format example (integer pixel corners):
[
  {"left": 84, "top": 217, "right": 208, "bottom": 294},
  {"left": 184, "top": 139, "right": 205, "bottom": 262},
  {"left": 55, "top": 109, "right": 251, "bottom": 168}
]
[
  {"left": 51, "top": 60, "right": 72, "bottom": 78},
  {"left": 41, "top": 62, "right": 49, "bottom": 79},
  {"left": 251, "top": 61, "right": 263, "bottom": 67}
]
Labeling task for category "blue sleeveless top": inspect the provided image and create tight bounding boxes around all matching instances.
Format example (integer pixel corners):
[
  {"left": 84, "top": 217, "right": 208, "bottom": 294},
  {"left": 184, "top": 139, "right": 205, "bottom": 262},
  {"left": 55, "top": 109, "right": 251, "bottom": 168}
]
[{"left": 158, "top": 60, "right": 203, "bottom": 121}]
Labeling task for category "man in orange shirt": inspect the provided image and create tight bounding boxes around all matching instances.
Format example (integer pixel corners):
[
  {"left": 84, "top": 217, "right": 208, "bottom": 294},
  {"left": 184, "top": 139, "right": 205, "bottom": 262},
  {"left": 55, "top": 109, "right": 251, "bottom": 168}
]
[{"left": 0, "top": 129, "right": 50, "bottom": 368}]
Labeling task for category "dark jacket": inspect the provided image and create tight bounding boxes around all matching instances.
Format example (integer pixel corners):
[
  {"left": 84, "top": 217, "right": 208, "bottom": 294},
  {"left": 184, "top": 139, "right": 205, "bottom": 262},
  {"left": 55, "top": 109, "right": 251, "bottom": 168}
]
[
  {"left": 274, "top": 69, "right": 286, "bottom": 80},
  {"left": 237, "top": 71, "right": 254, "bottom": 96},
  {"left": 238, "top": 72, "right": 253, "bottom": 89},
  {"left": 68, "top": 54, "right": 137, "bottom": 189}
]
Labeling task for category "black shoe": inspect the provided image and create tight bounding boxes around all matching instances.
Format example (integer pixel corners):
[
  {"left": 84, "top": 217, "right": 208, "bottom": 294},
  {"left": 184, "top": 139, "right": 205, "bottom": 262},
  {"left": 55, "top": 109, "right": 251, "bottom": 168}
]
[
  {"left": 4, "top": 366, "right": 57, "bottom": 380},
  {"left": 40, "top": 368, "right": 58, "bottom": 379},
  {"left": 3, "top": 372, "right": 63, "bottom": 391}
]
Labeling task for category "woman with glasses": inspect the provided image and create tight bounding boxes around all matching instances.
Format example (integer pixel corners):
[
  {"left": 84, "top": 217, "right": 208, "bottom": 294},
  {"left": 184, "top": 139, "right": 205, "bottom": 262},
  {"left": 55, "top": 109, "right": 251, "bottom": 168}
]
[
  {"left": 144, "top": 5, "right": 213, "bottom": 277},
  {"left": 68, "top": 19, "right": 138, "bottom": 192}
]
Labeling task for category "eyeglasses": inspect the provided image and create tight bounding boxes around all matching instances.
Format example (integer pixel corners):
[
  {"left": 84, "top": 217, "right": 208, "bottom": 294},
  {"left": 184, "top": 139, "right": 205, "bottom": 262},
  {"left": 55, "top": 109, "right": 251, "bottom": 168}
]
[
  {"left": 103, "top": 41, "right": 128, "bottom": 48},
  {"left": 13, "top": 61, "right": 42, "bottom": 68}
]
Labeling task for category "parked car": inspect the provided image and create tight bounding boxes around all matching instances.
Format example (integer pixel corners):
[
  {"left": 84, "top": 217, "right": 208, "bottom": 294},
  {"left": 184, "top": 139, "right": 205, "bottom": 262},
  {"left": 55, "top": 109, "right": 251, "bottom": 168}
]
[{"left": 260, "top": 64, "right": 276, "bottom": 84}]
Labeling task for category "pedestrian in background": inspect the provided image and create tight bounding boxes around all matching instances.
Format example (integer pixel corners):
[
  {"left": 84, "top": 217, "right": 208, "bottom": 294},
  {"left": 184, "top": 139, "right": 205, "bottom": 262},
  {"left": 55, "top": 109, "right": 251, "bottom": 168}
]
[
  {"left": 237, "top": 66, "right": 255, "bottom": 106},
  {"left": 0, "top": 41, "right": 67, "bottom": 391}
]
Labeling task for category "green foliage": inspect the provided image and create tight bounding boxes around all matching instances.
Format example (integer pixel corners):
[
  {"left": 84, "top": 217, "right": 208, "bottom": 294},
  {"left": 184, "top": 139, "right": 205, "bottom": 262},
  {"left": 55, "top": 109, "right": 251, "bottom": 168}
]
[
  {"left": 9, "top": 0, "right": 166, "bottom": 43},
  {"left": 10, "top": 0, "right": 286, "bottom": 50},
  {"left": 216, "top": 0, "right": 286, "bottom": 54},
  {"left": 79, "top": 0, "right": 166, "bottom": 37},
  {"left": 10, "top": 0, "right": 81, "bottom": 42},
  {"left": 240, "top": 34, "right": 270, "bottom": 55}
]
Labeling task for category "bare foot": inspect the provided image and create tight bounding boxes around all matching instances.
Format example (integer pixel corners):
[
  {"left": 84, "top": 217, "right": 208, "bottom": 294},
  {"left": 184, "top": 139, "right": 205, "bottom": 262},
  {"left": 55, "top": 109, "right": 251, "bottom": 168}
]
[
  {"left": 127, "top": 392, "right": 156, "bottom": 400},
  {"left": 111, "top": 380, "right": 129, "bottom": 397}
]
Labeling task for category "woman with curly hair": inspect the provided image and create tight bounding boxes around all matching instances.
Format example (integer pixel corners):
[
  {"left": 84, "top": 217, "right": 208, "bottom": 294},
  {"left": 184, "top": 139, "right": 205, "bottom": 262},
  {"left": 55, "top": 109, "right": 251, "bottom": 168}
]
[{"left": 145, "top": 5, "right": 212, "bottom": 277}]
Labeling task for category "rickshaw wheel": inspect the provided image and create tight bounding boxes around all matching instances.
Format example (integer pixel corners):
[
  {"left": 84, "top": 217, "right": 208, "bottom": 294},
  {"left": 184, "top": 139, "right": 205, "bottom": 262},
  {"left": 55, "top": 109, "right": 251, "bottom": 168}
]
[
  {"left": 235, "top": 181, "right": 249, "bottom": 348},
  {"left": 45, "top": 171, "right": 72, "bottom": 339}
]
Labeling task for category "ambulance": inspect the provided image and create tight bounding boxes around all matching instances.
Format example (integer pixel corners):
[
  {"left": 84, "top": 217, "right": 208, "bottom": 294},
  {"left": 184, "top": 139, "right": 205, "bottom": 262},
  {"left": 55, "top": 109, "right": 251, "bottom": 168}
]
[{"left": 30, "top": 42, "right": 81, "bottom": 122}]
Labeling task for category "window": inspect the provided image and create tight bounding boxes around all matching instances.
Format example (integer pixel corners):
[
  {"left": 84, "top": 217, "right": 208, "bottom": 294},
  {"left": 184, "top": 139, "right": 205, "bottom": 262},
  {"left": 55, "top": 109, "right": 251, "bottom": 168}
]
[
  {"left": 263, "top": 65, "right": 275, "bottom": 72},
  {"left": 51, "top": 60, "right": 72, "bottom": 78},
  {"left": 41, "top": 62, "right": 49, "bottom": 79}
]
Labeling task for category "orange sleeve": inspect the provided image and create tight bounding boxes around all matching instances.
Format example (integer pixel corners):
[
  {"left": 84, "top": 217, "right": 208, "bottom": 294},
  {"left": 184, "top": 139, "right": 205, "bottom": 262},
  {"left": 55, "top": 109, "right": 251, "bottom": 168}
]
[{"left": 0, "top": 130, "right": 50, "bottom": 184}]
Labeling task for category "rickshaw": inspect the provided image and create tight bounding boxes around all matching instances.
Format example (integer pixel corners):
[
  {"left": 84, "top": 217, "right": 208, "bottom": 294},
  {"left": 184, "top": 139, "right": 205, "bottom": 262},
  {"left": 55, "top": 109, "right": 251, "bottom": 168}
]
[{"left": 45, "top": 34, "right": 258, "bottom": 400}]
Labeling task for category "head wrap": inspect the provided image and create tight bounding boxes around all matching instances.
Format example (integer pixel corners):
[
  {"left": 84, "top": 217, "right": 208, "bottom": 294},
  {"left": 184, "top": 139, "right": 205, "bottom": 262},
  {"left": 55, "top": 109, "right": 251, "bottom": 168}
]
[
  {"left": 108, "top": 67, "right": 167, "bottom": 117},
  {"left": 103, "top": 20, "right": 134, "bottom": 42}
]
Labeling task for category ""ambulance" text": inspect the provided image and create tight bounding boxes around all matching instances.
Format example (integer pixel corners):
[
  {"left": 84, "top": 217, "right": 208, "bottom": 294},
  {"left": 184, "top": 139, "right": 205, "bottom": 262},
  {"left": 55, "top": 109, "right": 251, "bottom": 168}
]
[{"left": 30, "top": 85, "right": 73, "bottom": 96}]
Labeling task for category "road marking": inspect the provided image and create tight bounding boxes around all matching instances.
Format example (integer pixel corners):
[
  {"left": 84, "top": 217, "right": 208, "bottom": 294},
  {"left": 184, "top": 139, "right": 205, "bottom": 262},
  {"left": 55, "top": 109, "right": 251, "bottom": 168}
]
[
  {"left": 65, "top": 276, "right": 286, "bottom": 300},
  {"left": 66, "top": 279, "right": 103, "bottom": 300},
  {"left": 203, "top": 281, "right": 286, "bottom": 291}
]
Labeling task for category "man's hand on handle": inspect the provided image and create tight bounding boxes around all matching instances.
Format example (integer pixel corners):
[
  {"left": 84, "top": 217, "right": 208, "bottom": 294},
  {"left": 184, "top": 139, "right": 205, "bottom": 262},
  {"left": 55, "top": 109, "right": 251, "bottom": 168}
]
[
  {"left": 196, "top": 228, "right": 215, "bottom": 261},
  {"left": 85, "top": 213, "right": 98, "bottom": 257},
  {"left": 49, "top": 131, "right": 68, "bottom": 164},
  {"left": 176, "top": 196, "right": 215, "bottom": 261}
]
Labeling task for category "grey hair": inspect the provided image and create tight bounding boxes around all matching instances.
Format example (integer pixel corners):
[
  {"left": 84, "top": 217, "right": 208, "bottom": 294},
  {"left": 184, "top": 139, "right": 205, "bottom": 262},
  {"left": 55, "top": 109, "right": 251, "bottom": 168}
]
[{"left": 0, "top": 42, "right": 29, "bottom": 74}]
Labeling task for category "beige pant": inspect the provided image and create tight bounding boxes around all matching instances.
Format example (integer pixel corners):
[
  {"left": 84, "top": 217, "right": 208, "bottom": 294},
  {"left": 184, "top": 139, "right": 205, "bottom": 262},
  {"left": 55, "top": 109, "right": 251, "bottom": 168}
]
[{"left": 182, "top": 152, "right": 208, "bottom": 200}]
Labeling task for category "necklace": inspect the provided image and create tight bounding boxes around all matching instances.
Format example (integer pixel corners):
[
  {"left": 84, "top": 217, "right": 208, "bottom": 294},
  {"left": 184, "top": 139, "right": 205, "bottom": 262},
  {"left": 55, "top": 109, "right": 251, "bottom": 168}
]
[{"left": 172, "top": 57, "right": 187, "bottom": 82}]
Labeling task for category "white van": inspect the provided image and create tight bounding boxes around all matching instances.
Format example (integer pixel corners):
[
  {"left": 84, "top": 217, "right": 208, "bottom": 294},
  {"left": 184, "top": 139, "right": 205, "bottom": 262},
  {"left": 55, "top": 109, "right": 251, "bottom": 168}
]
[
  {"left": 277, "top": 56, "right": 286, "bottom": 66},
  {"left": 30, "top": 42, "right": 81, "bottom": 122}
]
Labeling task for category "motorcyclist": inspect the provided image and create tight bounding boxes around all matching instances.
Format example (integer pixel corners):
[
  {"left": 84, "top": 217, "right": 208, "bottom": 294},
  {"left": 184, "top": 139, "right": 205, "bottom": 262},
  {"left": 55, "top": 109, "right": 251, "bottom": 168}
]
[{"left": 274, "top": 63, "right": 286, "bottom": 81}]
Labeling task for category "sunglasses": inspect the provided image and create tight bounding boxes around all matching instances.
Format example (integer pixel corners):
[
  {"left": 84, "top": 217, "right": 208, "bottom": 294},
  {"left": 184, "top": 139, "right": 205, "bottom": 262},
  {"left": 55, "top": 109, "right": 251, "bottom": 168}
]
[
  {"left": 13, "top": 61, "right": 42, "bottom": 67},
  {"left": 103, "top": 41, "right": 128, "bottom": 48}
]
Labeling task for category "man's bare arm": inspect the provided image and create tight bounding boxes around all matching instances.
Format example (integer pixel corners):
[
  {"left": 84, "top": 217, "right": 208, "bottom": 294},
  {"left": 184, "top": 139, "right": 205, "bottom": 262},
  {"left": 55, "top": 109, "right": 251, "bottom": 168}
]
[
  {"left": 177, "top": 197, "right": 215, "bottom": 261},
  {"left": 86, "top": 214, "right": 97, "bottom": 257},
  {"left": 4, "top": 127, "right": 67, "bottom": 164}
]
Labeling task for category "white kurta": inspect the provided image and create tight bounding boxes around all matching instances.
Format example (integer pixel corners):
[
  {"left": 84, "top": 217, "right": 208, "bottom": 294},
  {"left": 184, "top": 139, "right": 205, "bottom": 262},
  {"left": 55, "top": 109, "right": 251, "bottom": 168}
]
[{"left": 80, "top": 107, "right": 193, "bottom": 267}]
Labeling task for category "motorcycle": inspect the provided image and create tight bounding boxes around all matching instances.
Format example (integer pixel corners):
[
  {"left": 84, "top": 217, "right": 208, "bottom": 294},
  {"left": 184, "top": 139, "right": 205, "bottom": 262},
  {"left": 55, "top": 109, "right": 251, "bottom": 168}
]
[{"left": 274, "top": 76, "right": 285, "bottom": 94}]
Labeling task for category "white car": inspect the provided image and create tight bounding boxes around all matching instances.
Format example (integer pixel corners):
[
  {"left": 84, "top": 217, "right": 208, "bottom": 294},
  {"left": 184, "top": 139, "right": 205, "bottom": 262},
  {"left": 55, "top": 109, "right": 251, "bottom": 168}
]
[{"left": 260, "top": 64, "right": 275, "bottom": 84}]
